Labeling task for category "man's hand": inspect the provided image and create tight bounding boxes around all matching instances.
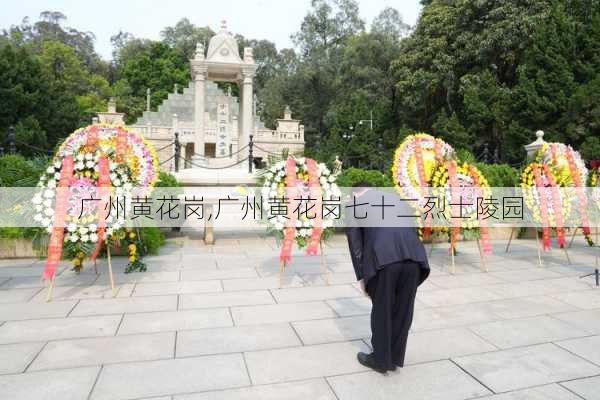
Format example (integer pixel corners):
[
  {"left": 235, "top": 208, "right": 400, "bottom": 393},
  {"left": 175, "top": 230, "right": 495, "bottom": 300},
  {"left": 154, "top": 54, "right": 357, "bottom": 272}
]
[{"left": 358, "top": 279, "right": 367, "bottom": 296}]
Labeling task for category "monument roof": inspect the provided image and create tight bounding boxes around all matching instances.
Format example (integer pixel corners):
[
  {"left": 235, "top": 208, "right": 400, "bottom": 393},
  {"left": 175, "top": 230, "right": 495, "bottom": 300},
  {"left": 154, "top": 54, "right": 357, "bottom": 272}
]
[{"left": 206, "top": 20, "right": 243, "bottom": 64}]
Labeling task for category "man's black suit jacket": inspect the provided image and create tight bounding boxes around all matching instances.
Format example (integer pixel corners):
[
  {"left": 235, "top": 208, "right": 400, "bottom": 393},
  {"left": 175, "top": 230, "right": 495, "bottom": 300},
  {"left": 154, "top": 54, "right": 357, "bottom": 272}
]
[{"left": 345, "top": 190, "right": 430, "bottom": 286}]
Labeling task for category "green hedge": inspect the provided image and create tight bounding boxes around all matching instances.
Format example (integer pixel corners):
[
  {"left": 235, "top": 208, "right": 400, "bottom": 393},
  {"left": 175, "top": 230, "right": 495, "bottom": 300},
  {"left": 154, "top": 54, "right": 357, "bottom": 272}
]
[
  {"left": 475, "top": 163, "right": 520, "bottom": 187},
  {"left": 336, "top": 167, "right": 393, "bottom": 187}
]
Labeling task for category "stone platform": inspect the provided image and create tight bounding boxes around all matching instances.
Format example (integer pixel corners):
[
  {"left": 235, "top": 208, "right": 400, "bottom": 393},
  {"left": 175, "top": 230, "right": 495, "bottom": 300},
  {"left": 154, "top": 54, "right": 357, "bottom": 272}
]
[{"left": 0, "top": 234, "right": 598, "bottom": 399}]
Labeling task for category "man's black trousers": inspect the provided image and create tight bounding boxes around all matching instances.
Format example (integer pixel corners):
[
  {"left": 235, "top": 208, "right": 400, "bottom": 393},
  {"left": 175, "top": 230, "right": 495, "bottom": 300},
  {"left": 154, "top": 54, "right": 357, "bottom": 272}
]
[{"left": 366, "top": 261, "right": 420, "bottom": 370}]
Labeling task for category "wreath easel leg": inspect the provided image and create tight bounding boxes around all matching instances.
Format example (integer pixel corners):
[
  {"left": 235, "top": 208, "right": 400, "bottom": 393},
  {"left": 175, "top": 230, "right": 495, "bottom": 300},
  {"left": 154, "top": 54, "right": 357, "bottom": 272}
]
[
  {"left": 106, "top": 240, "right": 116, "bottom": 296},
  {"left": 319, "top": 240, "right": 329, "bottom": 285},
  {"left": 568, "top": 227, "right": 579, "bottom": 248},
  {"left": 476, "top": 238, "right": 487, "bottom": 272},
  {"left": 279, "top": 259, "right": 286, "bottom": 289},
  {"left": 45, "top": 275, "right": 56, "bottom": 302},
  {"left": 535, "top": 230, "right": 543, "bottom": 267},
  {"left": 505, "top": 228, "right": 515, "bottom": 253}
]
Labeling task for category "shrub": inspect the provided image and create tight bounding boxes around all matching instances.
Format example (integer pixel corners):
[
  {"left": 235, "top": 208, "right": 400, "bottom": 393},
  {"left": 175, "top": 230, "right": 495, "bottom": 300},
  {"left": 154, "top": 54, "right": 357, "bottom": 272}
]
[
  {"left": 137, "top": 227, "right": 165, "bottom": 255},
  {"left": 336, "top": 167, "right": 393, "bottom": 187},
  {"left": 0, "top": 154, "right": 48, "bottom": 187},
  {"left": 155, "top": 171, "right": 181, "bottom": 187},
  {"left": 476, "top": 163, "right": 519, "bottom": 187}
]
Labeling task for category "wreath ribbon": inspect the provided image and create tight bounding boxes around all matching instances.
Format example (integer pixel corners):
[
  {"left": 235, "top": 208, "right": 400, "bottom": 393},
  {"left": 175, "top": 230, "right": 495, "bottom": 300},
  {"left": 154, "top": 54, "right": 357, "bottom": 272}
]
[
  {"left": 565, "top": 148, "right": 591, "bottom": 238},
  {"left": 414, "top": 137, "right": 432, "bottom": 239},
  {"left": 42, "top": 156, "right": 74, "bottom": 281},
  {"left": 280, "top": 157, "right": 298, "bottom": 263},
  {"left": 469, "top": 165, "right": 492, "bottom": 254},
  {"left": 544, "top": 165, "right": 566, "bottom": 247},
  {"left": 89, "top": 155, "right": 111, "bottom": 262},
  {"left": 532, "top": 164, "right": 552, "bottom": 250},
  {"left": 447, "top": 160, "right": 460, "bottom": 253},
  {"left": 305, "top": 158, "right": 323, "bottom": 255}
]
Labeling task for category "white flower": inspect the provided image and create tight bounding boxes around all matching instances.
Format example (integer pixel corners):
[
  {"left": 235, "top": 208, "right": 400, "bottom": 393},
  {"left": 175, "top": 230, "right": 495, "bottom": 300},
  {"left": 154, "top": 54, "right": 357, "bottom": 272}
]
[
  {"left": 47, "top": 180, "right": 56, "bottom": 188},
  {"left": 274, "top": 222, "right": 284, "bottom": 230},
  {"left": 41, "top": 217, "right": 50, "bottom": 227},
  {"left": 84, "top": 153, "right": 93, "bottom": 160},
  {"left": 266, "top": 172, "right": 273, "bottom": 180},
  {"left": 32, "top": 194, "right": 42, "bottom": 205},
  {"left": 76, "top": 153, "right": 84, "bottom": 161},
  {"left": 79, "top": 227, "right": 89, "bottom": 235},
  {"left": 46, "top": 166, "right": 55, "bottom": 174},
  {"left": 81, "top": 234, "right": 90, "bottom": 242},
  {"left": 109, "top": 162, "right": 117, "bottom": 171},
  {"left": 69, "top": 234, "right": 78, "bottom": 242},
  {"left": 33, "top": 214, "right": 42, "bottom": 222},
  {"left": 110, "top": 173, "right": 118, "bottom": 181},
  {"left": 43, "top": 199, "right": 53, "bottom": 208},
  {"left": 295, "top": 220, "right": 302, "bottom": 227},
  {"left": 53, "top": 172, "right": 61, "bottom": 180},
  {"left": 85, "top": 160, "right": 95, "bottom": 168},
  {"left": 106, "top": 227, "right": 113, "bottom": 236},
  {"left": 35, "top": 204, "right": 43, "bottom": 211},
  {"left": 75, "top": 161, "right": 84, "bottom": 170},
  {"left": 88, "top": 223, "right": 97, "bottom": 232},
  {"left": 328, "top": 175, "right": 336, "bottom": 183},
  {"left": 89, "top": 233, "right": 98, "bottom": 242},
  {"left": 53, "top": 161, "right": 62, "bottom": 169},
  {"left": 46, "top": 226, "right": 53, "bottom": 234},
  {"left": 44, "top": 189, "right": 54, "bottom": 198},
  {"left": 67, "top": 223, "right": 77, "bottom": 232},
  {"left": 269, "top": 166, "right": 276, "bottom": 173},
  {"left": 113, "top": 179, "right": 121, "bottom": 187},
  {"left": 113, "top": 223, "right": 121, "bottom": 231},
  {"left": 319, "top": 177, "right": 327, "bottom": 185},
  {"left": 44, "top": 208, "right": 54, "bottom": 217}
]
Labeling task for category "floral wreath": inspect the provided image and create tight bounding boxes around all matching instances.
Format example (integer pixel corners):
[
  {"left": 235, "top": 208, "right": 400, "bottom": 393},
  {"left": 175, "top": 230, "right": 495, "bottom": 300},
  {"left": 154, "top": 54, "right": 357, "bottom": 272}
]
[
  {"left": 521, "top": 162, "right": 571, "bottom": 249},
  {"left": 430, "top": 160, "right": 493, "bottom": 253},
  {"left": 535, "top": 143, "right": 592, "bottom": 245},
  {"left": 33, "top": 124, "right": 159, "bottom": 278},
  {"left": 392, "top": 133, "right": 455, "bottom": 202},
  {"left": 590, "top": 161, "right": 600, "bottom": 211},
  {"left": 261, "top": 156, "right": 340, "bottom": 263}
]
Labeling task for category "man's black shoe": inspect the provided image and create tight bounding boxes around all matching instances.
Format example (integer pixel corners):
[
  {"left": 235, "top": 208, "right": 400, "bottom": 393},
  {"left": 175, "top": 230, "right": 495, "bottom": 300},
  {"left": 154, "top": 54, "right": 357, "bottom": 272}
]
[{"left": 357, "top": 352, "right": 394, "bottom": 374}]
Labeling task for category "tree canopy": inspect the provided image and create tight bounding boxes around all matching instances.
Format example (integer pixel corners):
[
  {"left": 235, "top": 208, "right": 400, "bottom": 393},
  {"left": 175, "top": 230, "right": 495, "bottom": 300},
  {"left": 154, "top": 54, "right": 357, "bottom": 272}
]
[{"left": 1, "top": 0, "right": 599, "bottom": 164}]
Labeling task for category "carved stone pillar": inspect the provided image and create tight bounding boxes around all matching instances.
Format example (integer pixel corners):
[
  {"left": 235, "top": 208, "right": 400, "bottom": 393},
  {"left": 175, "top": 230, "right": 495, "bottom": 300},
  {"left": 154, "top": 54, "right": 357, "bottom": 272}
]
[
  {"left": 240, "top": 72, "right": 254, "bottom": 160},
  {"left": 193, "top": 70, "right": 207, "bottom": 159}
]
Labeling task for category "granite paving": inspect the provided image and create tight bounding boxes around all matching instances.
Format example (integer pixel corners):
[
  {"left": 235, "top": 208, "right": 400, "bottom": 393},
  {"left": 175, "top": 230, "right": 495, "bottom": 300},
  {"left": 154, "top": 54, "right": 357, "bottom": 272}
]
[{"left": 0, "top": 234, "right": 598, "bottom": 400}]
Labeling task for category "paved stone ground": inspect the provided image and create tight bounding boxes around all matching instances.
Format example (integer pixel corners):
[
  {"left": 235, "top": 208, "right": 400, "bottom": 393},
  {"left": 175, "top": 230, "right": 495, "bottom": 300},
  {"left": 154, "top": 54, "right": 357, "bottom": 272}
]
[{"left": 0, "top": 232, "right": 598, "bottom": 400}]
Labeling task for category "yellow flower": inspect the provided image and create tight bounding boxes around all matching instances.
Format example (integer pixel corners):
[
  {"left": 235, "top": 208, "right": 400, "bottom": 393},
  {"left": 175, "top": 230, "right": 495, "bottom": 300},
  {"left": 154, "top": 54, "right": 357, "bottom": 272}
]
[
  {"left": 128, "top": 255, "right": 136, "bottom": 262},
  {"left": 128, "top": 244, "right": 137, "bottom": 253},
  {"left": 129, "top": 232, "right": 136, "bottom": 240},
  {"left": 73, "top": 258, "right": 81, "bottom": 266}
]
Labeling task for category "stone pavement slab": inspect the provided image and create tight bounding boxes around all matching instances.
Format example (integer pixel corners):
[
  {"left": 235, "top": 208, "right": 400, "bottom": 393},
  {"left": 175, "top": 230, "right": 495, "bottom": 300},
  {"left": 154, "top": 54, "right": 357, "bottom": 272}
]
[
  {"left": 474, "top": 383, "right": 581, "bottom": 399},
  {"left": 556, "top": 335, "right": 600, "bottom": 365},
  {"left": 0, "top": 288, "right": 40, "bottom": 303},
  {"left": 180, "top": 268, "right": 258, "bottom": 281},
  {"left": 29, "top": 331, "right": 175, "bottom": 371},
  {"left": 90, "top": 354, "right": 250, "bottom": 400},
  {"left": 417, "top": 286, "right": 503, "bottom": 307},
  {"left": 29, "top": 284, "right": 135, "bottom": 301},
  {"left": 412, "top": 302, "right": 497, "bottom": 331},
  {"left": 222, "top": 276, "right": 304, "bottom": 291},
  {"left": 560, "top": 376, "right": 600, "bottom": 400},
  {"left": 292, "top": 316, "right": 371, "bottom": 345},
  {"left": 118, "top": 309, "right": 232, "bottom": 335},
  {"left": 326, "top": 297, "right": 371, "bottom": 316},
  {"left": 0, "top": 315, "right": 121, "bottom": 344},
  {"left": 0, "top": 300, "right": 77, "bottom": 321},
  {"left": 244, "top": 341, "right": 370, "bottom": 385},
  {"left": 0, "top": 366, "right": 100, "bottom": 400},
  {"left": 0, "top": 342, "right": 44, "bottom": 374},
  {"left": 552, "top": 308, "right": 600, "bottom": 334},
  {"left": 71, "top": 295, "right": 177, "bottom": 317},
  {"left": 176, "top": 323, "right": 300, "bottom": 357},
  {"left": 469, "top": 316, "right": 590, "bottom": 349},
  {"left": 180, "top": 290, "right": 274, "bottom": 309},
  {"left": 327, "top": 360, "right": 490, "bottom": 400},
  {"left": 270, "top": 285, "right": 360, "bottom": 303},
  {"left": 174, "top": 378, "right": 336, "bottom": 400},
  {"left": 132, "top": 281, "right": 223, "bottom": 296},
  {"left": 453, "top": 343, "right": 600, "bottom": 393},
  {"left": 404, "top": 327, "right": 497, "bottom": 365},
  {"left": 230, "top": 302, "right": 336, "bottom": 325},
  {"left": 0, "top": 274, "right": 97, "bottom": 289},
  {"left": 484, "top": 295, "right": 575, "bottom": 320},
  {"left": 549, "top": 290, "right": 600, "bottom": 310}
]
